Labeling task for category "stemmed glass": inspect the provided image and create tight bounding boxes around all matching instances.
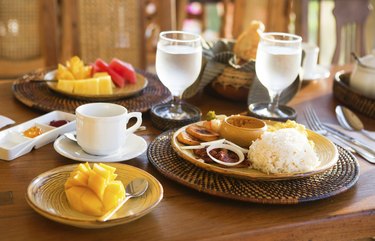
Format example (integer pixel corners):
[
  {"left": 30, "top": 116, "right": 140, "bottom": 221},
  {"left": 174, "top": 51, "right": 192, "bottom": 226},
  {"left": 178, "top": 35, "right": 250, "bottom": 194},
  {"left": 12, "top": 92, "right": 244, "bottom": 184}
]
[
  {"left": 253, "top": 32, "right": 302, "bottom": 119},
  {"left": 155, "top": 31, "right": 202, "bottom": 120}
]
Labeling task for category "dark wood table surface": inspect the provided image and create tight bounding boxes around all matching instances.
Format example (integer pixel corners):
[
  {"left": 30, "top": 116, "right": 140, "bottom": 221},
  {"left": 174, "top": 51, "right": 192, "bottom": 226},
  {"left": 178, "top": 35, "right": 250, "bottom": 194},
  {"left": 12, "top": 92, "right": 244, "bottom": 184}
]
[{"left": 0, "top": 65, "right": 374, "bottom": 241}]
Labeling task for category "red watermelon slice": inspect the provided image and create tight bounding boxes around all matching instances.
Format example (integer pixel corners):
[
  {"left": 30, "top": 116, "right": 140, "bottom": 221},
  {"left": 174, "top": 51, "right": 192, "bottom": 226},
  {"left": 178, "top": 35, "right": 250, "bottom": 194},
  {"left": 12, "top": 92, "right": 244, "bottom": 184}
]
[
  {"left": 109, "top": 58, "right": 137, "bottom": 84},
  {"left": 94, "top": 58, "right": 125, "bottom": 88}
]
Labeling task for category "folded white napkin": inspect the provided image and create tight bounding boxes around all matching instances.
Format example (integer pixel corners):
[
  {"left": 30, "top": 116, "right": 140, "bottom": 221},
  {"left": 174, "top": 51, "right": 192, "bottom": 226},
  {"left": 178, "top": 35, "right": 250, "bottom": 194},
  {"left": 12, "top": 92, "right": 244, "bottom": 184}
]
[
  {"left": 325, "top": 123, "right": 375, "bottom": 149},
  {"left": 0, "top": 115, "right": 15, "bottom": 129}
]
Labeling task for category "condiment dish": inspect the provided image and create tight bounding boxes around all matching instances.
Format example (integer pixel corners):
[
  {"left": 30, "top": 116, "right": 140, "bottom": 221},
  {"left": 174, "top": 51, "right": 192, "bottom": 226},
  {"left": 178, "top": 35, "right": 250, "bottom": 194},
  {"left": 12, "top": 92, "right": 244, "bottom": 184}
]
[{"left": 219, "top": 115, "right": 267, "bottom": 147}]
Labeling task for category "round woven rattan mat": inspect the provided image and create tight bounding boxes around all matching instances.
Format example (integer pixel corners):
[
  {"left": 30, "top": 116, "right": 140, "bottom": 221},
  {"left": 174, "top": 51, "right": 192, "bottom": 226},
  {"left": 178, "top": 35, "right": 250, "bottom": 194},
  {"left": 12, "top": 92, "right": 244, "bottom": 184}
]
[
  {"left": 12, "top": 69, "right": 171, "bottom": 113},
  {"left": 147, "top": 130, "right": 360, "bottom": 204}
]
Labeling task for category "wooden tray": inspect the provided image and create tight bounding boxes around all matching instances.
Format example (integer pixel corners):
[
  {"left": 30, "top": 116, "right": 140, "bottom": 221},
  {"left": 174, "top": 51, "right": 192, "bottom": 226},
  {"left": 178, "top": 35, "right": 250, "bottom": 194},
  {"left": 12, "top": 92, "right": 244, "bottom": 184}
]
[
  {"left": 12, "top": 69, "right": 171, "bottom": 113},
  {"left": 147, "top": 130, "right": 359, "bottom": 204},
  {"left": 333, "top": 71, "right": 375, "bottom": 118}
]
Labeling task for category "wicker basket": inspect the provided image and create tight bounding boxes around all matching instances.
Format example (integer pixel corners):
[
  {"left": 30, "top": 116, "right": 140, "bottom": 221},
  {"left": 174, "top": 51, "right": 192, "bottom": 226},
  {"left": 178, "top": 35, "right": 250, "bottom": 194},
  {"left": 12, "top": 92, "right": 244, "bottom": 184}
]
[
  {"left": 183, "top": 40, "right": 299, "bottom": 104},
  {"left": 211, "top": 66, "right": 255, "bottom": 101},
  {"left": 333, "top": 71, "right": 375, "bottom": 118}
]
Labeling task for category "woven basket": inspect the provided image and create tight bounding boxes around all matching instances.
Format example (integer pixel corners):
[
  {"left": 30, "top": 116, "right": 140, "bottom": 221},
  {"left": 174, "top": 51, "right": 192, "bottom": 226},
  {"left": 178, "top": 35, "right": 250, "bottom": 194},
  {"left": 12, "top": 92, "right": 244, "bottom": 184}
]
[
  {"left": 211, "top": 62, "right": 256, "bottom": 101},
  {"left": 182, "top": 40, "right": 300, "bottom": 104},
  {"left": 333, "top": 71, "right": 375, "bottom": 118}
]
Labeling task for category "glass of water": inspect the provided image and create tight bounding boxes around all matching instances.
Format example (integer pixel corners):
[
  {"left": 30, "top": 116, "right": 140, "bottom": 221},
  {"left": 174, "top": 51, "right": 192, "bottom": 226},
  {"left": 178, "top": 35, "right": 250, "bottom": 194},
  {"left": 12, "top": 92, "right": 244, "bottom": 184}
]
[
  {"left": 155, "top": 31, "right": 202, "bottom": 120},
  {"left": 253, "top": 32, "right": 302, "bottom": 119}
]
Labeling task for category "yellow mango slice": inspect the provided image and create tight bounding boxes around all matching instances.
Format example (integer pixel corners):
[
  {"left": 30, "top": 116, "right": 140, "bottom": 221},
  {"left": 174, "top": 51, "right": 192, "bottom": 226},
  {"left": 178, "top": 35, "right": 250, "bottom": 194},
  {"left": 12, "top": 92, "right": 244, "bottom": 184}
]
[
  {"left": 65, "top": 171, "right": 89, "bottom": 189},
  {"left": 102, "top": 181, "right": 125, "bottom": 211},
  {"left": 65, "top": 186, "right": 86, "bottom": 213},
  {"left": 57, "top": 64, "right": 75, "bottom": 80},
  {"left": 88, "top": 169, "right": 107, "bottom": 200},
  {"left": 99, "top": 163, "right": 117, "bottom": 180},
  {"left": 80, "top": 188, "right": 104, "bottom": 216},
  {"left": 77, "top": 163, "right": 90, "bottom": 176},
  {"left": 83, "top": 66, "right": 92, "bottom": 79},
  {"left": 84, "top": 162, "right": 91, "bottom": 171},
  {"left": 57, "top": 56, "right": 91, "bottom": 81},
  {"left": 68, "top": 56, "right": 85, "bottom": 79},
  {"left": 93, "top": 164, "right": 112, "bottom": 182},
  {"left": 64, "top": 162, "right": 125, "bottom": 217}
]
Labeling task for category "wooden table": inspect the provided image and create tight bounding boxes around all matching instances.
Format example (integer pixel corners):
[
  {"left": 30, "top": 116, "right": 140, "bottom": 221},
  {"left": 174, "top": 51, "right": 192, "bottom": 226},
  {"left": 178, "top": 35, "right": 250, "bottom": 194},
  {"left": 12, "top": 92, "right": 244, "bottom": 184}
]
[{"left": 0, "top": 65, "right": 374, "bottom": 241}]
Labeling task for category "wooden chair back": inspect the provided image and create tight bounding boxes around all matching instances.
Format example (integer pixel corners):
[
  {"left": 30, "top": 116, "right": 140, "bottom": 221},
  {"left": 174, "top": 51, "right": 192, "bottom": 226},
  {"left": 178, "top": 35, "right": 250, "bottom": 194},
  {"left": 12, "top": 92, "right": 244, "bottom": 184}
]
[
  {"left": 0, "top": 0, "right": 58, "bottom": 78},
  {"left": 231, "top": 0, "right": 292, "bottom": 38},
  {"left": 61, "top": 0, "right": 146, "bottom": 69},
  {"left": 332, "top": 0, "right": 372, "bottom": 64}
]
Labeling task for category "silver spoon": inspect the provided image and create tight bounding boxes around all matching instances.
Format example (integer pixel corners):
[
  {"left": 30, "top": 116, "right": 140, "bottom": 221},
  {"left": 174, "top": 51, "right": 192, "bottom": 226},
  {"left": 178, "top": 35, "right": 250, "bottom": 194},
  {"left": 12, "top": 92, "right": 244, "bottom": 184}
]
[
  {"left": 97, "top": 178, "right": 149, "bottom": 222},
  {"left": 335, "top": 105, "right": 375, "bottom": 141},
  {"left": 64, "top": 132, "right": 77, "bottom": 142}
]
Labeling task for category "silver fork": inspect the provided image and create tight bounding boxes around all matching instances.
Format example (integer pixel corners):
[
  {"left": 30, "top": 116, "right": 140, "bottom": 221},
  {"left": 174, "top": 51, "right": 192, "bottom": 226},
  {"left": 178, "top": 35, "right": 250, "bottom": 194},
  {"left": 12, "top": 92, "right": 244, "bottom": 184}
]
[{"left": 304, "top": 105, "right": 375, "bottom": 164}]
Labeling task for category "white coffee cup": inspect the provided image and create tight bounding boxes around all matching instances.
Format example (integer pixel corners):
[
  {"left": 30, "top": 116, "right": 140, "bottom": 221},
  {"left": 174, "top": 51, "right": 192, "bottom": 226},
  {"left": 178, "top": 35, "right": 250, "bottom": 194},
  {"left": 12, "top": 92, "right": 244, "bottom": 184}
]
[
  {"left": 75, "top": 103, "right": 142, "bottom": 156},
  {"left": 302, "top": 42, "right": 319, "bottom": 75}
]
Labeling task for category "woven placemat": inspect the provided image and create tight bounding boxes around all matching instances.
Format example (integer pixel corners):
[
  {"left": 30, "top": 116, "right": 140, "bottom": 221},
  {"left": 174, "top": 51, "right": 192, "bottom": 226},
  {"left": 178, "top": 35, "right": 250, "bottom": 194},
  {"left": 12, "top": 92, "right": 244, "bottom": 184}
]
[
  {"left": 147, "top": 130, "right": 359, "bottom": 204},
  {"left": 333, "top": 71, "right": 375, "bottom": 118},
  {"left": 12, "top": 69, "right": 171, "bottom": 113}
]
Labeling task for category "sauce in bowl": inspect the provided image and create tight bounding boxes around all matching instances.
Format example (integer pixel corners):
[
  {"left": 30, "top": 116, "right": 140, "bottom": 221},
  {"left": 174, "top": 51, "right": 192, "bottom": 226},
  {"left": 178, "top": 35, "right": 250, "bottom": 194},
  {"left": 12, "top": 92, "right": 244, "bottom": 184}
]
[{"left": 219, "top": 115, "right": 267, "bottom": 147}]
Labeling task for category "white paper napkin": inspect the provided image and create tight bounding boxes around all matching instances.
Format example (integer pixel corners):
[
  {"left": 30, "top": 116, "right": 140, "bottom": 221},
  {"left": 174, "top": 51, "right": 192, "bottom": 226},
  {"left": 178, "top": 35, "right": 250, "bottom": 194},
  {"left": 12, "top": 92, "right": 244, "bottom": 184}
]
[
  {"left": 0, "top": 115, "right": 15, "bottom": 129},
  {"left": 325, "top": 123, "right": 375, "bottom": 149}
]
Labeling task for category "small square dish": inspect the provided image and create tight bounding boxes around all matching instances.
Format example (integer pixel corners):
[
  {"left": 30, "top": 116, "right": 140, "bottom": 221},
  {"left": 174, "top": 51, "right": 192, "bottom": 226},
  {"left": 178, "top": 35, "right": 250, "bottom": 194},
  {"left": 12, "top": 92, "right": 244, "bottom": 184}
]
[{"left": 0, "top": 111, "right": 75, "bottom": 161}]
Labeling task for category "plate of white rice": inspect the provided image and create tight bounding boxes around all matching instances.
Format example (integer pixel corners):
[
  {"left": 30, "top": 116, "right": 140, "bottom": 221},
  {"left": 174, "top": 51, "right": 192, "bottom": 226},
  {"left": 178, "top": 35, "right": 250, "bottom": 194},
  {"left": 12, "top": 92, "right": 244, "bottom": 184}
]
[{"left": 172, "top": 120, "right": 339, "bottom": 181}]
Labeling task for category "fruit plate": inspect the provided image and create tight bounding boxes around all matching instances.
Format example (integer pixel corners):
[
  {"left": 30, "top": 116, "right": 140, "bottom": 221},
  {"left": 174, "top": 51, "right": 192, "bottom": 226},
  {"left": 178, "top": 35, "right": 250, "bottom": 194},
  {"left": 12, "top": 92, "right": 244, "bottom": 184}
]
[
  {"left": 171, "top": 121, "right": 339, "bottom": 181},
  {"left": 26, "top": 163, "right": 163, "bottom": 229},
  {"left": 44, "top": 70, "right": 148, "bottom": 101}
]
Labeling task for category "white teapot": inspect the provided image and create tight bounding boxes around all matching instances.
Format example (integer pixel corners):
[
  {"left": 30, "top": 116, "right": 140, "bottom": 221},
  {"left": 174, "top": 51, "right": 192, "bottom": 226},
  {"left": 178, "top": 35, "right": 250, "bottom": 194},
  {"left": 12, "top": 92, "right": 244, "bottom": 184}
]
[{"left": 350, "top": 54, "right": 375, "bottom": 99}]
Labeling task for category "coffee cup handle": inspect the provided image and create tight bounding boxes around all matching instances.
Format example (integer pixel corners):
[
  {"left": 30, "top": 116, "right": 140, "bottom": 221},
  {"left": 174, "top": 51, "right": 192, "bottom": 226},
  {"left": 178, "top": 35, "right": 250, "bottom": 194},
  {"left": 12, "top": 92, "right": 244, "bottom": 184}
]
[{"left": 125, "top": 112, "right": 142, "bottom": 134}]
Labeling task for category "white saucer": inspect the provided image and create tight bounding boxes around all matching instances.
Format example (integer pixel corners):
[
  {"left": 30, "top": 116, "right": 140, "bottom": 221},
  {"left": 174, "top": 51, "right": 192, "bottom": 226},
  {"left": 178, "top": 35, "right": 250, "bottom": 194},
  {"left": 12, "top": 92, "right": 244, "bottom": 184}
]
[
  {"left": 53, "top": 133, "right": 147, "bottom": 162},
  {"left": 303, "top": 65, "right": 330, "bottom": 81}
]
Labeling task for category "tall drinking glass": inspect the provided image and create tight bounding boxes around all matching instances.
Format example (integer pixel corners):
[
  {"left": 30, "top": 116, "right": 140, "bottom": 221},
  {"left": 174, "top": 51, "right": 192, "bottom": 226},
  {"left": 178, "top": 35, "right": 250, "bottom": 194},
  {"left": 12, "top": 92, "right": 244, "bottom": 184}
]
[
  {"left": 254, "top": 32, "right": 302, "bottom": 119},
  {"left": 156, "top": 31, "right": 202, "bottom": 120}
]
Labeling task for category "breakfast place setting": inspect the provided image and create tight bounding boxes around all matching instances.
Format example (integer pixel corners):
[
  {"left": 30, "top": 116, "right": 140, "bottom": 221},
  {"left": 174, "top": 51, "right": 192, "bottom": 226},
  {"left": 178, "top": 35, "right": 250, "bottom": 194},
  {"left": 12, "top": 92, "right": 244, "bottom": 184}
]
[{"left": 0, "top": 1, "right": 375, "bottom": 240}]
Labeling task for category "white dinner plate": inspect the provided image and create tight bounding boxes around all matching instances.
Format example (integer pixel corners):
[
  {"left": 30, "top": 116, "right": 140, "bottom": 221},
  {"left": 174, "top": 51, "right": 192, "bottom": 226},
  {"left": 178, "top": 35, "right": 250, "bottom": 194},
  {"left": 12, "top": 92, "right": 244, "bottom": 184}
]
[
  {"left": 303, "top": 65, "right": 330, "bottom": 81},
  {"left": 54, "top": 133, "right": 147, "bottom": 162}
]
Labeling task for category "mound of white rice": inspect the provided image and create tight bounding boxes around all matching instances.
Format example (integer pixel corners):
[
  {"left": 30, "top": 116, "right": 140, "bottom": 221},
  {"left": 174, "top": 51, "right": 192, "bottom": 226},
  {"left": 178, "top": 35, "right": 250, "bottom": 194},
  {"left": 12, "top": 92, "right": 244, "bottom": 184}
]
[{"left": 248, "top": 128, "right": 319, "bottom": 174}]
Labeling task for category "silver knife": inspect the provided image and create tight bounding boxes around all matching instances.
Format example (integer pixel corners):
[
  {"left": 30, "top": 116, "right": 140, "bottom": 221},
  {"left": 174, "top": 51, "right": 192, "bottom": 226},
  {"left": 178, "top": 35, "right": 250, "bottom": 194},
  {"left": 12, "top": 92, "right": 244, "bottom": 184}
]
[{"left": 323, "top": 123, "right": 375, "bottom": 157}]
